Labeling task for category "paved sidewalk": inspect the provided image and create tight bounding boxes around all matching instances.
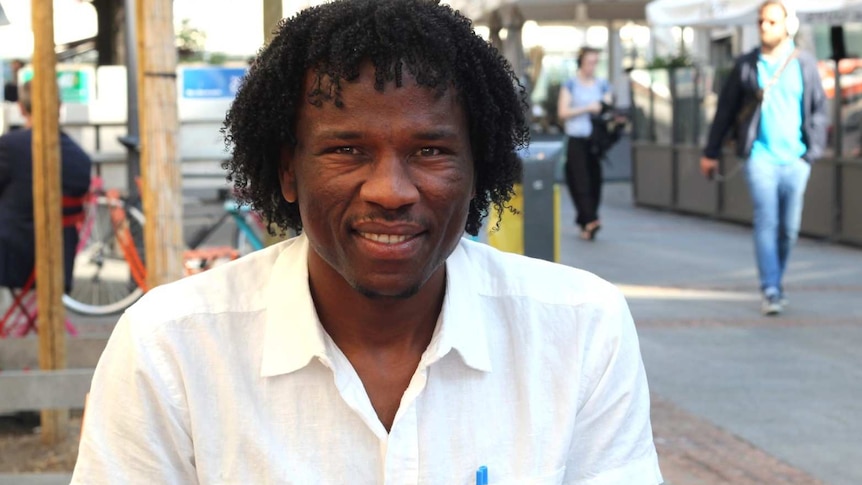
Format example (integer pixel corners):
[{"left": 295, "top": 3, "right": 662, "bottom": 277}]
[
  {"left": 0, "top": 474, "right": 72, "bottom": 485},
  {"left": 557, "top": 182, "right": 862, "bottom": 485},
  {"left": 0, "top": 473, "right": 72, "bottom": 485}
]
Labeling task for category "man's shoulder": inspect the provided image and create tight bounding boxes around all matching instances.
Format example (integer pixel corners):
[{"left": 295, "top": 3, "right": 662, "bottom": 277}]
[
  {"left": 793, "top": 49, "right": 818, "bottom": 68},
  {"left": 59, "top": 132, "right": 92, "bottom": 160},
  {"left": 737, "top": 48, "right": 760, "bottom": 65},
  {"left": 0, "top": 129, "right": 32, "bottom": 147},
  {"left": 456, "top": 239, "right": 621, "bottom": 307}
]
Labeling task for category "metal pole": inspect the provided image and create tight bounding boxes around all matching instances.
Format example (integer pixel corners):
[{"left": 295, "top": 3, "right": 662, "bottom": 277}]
[
  {"left": 123, "top": 0, "right": 141, "bottom": 200},
  {"left": 832, "top": 61, "right": 843, "bottom": 239},
  {"left": 833, "top": 67, "right": 842, "bottom": 157}
]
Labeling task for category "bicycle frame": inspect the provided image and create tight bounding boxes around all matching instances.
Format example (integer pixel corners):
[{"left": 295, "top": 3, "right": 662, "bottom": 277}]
[
  {"left": 106, "top": 189, "right": 148, "bottom": 292},
  {"left": 224, "top": 199, "right": 265, "bottom": 252}
]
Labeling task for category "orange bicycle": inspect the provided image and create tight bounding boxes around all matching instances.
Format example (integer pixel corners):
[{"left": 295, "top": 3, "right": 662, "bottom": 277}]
[{"left": 62, "top": 176, "right": 146, "bottom": 316}]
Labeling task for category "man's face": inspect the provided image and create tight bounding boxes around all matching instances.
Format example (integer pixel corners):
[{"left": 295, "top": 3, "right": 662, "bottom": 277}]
[
  {"left": 280, "top": 64, "right": 475, "bottom": 299},
  {"left": 759, "top": 4, "right": 788, "bottom": 49}
]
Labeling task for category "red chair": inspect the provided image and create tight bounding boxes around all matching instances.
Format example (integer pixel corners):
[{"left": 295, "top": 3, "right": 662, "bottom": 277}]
[{"left": 0, "top": 195, "right": 86, "bottom": 338}]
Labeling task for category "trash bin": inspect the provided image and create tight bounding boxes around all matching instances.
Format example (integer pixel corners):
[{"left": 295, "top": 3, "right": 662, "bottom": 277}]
[{"left": 487, "top": 136, "right": 565, "bottom": 262}]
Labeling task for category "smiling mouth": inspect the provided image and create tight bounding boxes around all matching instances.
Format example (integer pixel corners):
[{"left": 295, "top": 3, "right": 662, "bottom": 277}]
[{"left": 357, "top": 232, "right": 416, "bottom": 244}]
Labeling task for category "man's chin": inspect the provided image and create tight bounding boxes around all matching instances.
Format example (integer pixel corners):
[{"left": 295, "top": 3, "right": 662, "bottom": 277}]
[{"left": 761, "top": 38, "right": 781, "bottom": 49}]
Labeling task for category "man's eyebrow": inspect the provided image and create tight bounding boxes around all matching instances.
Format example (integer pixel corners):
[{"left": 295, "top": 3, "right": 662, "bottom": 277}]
[
  {"left": 313, "top": 129, "right": 461, "bottom": 141},
  {"left": 412, "top": 129, "right": 460, "bottom": 141},
  {"left": 315, "top": 130, "right": 364, "bottom": 140}
]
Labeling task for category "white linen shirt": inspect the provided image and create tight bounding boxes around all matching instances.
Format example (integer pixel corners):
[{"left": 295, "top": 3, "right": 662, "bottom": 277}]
[{"left": 72, "top": 235, "right": 662, "bottom": 485}]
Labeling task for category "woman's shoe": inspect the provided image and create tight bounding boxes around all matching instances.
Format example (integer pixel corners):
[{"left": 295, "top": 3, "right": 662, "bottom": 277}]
[{"left": 579, "top": 221, "right": 601, "bottom": 241}]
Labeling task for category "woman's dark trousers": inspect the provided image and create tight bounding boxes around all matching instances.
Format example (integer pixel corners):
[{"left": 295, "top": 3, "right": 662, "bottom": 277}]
[{"left": 564, "top": 136, "right": 602, "bottom": 228}]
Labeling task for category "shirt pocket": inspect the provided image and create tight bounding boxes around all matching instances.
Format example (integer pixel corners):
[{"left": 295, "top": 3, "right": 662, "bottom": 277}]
[{"left": 492, "top": 466, "right": 566, "bottom": 485}]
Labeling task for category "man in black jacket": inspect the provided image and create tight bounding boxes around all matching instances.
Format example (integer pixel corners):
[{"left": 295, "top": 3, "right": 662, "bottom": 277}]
[
  {"left": 700, "top": 0, "right": 828, "bottom": 316},
  {"left": 0, "top": 81, "right": 92, "bottom": 291}
]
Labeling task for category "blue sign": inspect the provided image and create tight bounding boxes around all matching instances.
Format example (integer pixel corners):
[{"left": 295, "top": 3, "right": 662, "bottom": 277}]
[{"left": 181, "top": 67, "right": 247, "bottom": 99}]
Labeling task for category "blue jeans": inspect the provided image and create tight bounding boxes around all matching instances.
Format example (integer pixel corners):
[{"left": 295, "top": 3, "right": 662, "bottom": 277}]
[{"left": 745, "top": 157, "right": 811, "bottom": 295}]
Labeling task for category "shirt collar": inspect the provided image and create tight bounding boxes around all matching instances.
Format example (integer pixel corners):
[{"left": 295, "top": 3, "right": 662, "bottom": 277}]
[
  {"left": 759, "top": 40, "right": 796, "bottom": 62},
  {"left": 260, "top": 236, "right": 492, "bottom": 377},
  {"left": 425, "top": 240, "right": 492, "bottom": 372},
  {"left": 261, "top": 234, "right": 329, "bottom": 377}
]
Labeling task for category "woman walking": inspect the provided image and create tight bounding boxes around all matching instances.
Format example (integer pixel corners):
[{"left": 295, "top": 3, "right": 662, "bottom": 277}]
[{"left": 557, "top": 46, "right": 611, "bottom": 240}]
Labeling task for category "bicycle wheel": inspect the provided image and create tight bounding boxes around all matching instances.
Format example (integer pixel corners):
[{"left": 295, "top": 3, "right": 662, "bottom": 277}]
[{"left": 63, "top": 195, "right": 146, "bottom": 316}]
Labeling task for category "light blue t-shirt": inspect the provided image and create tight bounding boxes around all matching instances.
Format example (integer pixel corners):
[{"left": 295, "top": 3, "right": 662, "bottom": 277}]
[
  {"left": 750, "top": 45, "right": 806, "bottom": 164},
  {"left": 563, "top": 77, "right": 609, "bottom": 138}
]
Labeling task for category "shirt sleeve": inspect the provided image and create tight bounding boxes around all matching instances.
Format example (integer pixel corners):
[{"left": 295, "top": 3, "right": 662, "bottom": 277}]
[
  {"left": 704, "top": 59, "right": 745, "bottom": 159},
  {"left": 805, "top": 54, "right": 829, "bottom": 161},
  {"left": 71, "top": 312, "right": 197, "bottom": 484},
  {"left": 565, "top": 288, "right": 663, "bottom": 485}
]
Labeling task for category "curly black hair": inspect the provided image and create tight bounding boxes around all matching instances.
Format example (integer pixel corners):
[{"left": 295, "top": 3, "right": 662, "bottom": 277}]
[{"left": 221, "top": 0, "right": 529, "bottom": 236}]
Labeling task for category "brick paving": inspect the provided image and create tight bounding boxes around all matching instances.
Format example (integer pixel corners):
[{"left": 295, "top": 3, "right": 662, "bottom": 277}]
[{"left": 651, "top": 395, "right": 825, "bottom": 485}]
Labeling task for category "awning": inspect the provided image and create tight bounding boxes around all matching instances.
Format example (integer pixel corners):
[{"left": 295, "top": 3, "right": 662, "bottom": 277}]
[
  {"left": 445, "top": 0, "right": 649, "bottom": 24},
  {"left": 0, "top": 0, "right": 97, "bottom": 59},
  {"left": 646, "top": 0, "right": 862, "bottom": 27},
  {"left": 0, "top": 2, "right": 9, "bottom": 27}
]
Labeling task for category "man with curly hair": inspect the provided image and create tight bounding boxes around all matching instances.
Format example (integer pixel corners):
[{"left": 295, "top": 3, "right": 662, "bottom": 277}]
[{"left": 74, "top": 1, "right": 661, "bottom": 483}]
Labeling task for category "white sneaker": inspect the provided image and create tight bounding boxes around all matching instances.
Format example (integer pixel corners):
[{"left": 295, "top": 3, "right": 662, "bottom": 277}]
[{"left": 762, "top": 293, "right": 783, "bottom": 316}]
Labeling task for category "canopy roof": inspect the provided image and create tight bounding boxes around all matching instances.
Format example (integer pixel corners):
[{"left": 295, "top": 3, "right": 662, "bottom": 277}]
[
  {"left": 0, "top": 2, "right": 9, "bottom": 27},
  {"left": 646, "top": 0, "right": 862, "bottom": 27},
  {"left": 0, "top": 0, "right": 97, "bottom": 59},
  {"left": 446, "top": 0, "right": 649, "bottom": 24}
]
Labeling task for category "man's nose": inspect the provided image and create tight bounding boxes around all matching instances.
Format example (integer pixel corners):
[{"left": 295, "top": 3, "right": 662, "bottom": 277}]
[{"left": 359, "top": 154, "right": 420, "bottom": 209}]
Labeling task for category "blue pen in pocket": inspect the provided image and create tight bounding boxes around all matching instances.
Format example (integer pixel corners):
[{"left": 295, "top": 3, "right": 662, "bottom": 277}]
[{"left": 475, "top": 465, "right": 488, "bottom": 485}]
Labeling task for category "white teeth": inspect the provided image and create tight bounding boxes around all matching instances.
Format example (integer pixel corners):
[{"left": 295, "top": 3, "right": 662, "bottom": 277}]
[{"left": 359, "top": 232, "right": 410, "bottom": 244}]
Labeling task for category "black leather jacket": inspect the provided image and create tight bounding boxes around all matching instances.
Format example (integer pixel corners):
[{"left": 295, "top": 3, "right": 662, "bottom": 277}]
[{"left": 703, "top": 47, "right": 829, "bottom": 163}]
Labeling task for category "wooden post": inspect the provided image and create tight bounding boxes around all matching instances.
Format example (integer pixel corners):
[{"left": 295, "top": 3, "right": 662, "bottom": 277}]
[
  {"left": 30, "top": 0, "right": 68, "bottom": 445},
  {"left": 136, "top": 0, "right": 184, "bottom": 288},
  {"left": 263, "top": 0, "right": 282, "bottom": 44}
]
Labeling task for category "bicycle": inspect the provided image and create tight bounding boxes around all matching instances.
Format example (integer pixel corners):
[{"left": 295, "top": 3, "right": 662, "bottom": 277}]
[
  {"left": 185, "top": 188, "right": 266, "bottom": 257},
  {"left": 63, "top": 184, "right": 269, "bottom": 316},
  {"left": 62, "top": 176, "right": 147, "bottom": 316},
  {"left": 181, "top": 189, "right": 268, "bottom": 275}
]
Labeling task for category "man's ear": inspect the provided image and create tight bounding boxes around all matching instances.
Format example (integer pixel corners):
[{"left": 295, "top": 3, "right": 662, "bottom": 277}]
[{"left": 279, "top": 146, "right": 298, "bottom": 203}]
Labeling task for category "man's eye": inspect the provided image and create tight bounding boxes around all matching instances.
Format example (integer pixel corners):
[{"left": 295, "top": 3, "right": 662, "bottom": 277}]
[
  {"left": 418, "top": 147, "right": 442, "bottom": 157},
  {"left": 333, "top": 147, "right": 357, "bottom": 155}
]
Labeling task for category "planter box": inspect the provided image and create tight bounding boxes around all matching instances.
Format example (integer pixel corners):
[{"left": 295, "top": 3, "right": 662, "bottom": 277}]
[{"left": 632, "top": 142, "right": 674, "bottom": 209}]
